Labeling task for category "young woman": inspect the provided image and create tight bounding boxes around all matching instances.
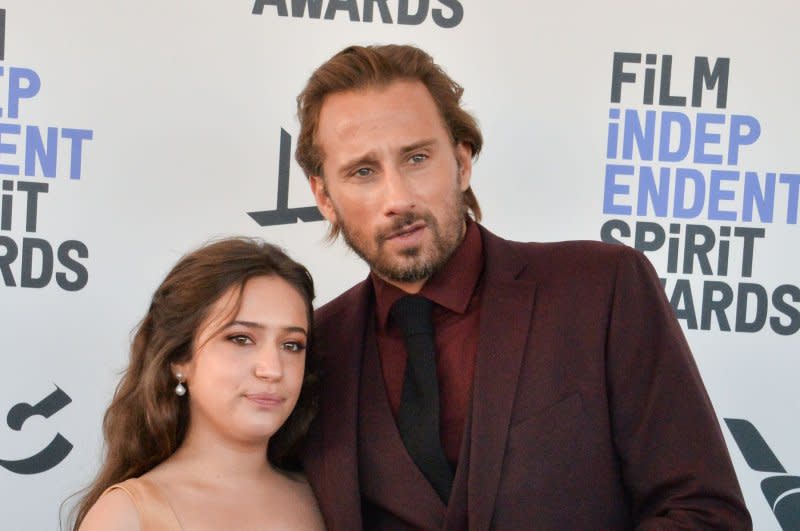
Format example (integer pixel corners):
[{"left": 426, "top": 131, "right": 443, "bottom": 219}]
[{"left": 72, "top": 238, "right": 324, "bottom": 530}]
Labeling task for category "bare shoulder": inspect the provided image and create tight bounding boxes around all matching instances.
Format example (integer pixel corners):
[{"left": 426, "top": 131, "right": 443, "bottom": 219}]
[
  {"left": 78, "top": 487, "right": 140, "bottom": 531},
  {"left": 273, "top": 471, "right": 325, "bottom": 530}
]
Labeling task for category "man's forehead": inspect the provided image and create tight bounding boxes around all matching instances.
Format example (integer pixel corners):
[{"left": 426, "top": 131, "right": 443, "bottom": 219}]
[{"left": 317, "top": 82, "right": 444, "bottom": 141}]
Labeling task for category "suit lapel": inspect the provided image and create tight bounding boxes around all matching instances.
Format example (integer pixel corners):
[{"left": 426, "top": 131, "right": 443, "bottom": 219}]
[
  {"left": 312, "top": 280, "right": 372, "bottom": 530},
  {"left": 468, "top": 228, "right": 537, "bottom": 531}
]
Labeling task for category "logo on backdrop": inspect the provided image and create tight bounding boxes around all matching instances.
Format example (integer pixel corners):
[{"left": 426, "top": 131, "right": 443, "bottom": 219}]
[
  {"left": 725, "top": 418, "right": 800, "bottom": 529},
  {"left": 0, "top": 386, "right": 73, "bottom": 474},
  {"left": 600, "top": 52, "right": 799, "bottom": 335},
  {"left": 248, "top": 128, "right": 324, "bottom": 227},
  {"left": 251, "top": 0, "right": 464, "bottom": 28},
  {"left": 0, "top": 9, "right": 93, "bottom": 291}
]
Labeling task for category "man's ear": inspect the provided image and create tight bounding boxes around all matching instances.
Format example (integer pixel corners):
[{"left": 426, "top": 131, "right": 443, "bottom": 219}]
[
  {"left": 310, "top": 175, "right": 338, "bottom": 224},
  {"left": 454, "top": 142, "right": 473, "bottom": 192}
]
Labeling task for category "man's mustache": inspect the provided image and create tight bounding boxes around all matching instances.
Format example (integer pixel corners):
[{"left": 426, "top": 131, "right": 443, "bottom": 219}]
[{"left": 377, "top": 212, "right": 432, "bottom": 242}]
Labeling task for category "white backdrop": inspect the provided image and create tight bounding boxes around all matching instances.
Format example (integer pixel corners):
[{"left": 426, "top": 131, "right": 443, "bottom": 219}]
[{"left": 0, "top": 2, "right": 797, "bottom": 529}]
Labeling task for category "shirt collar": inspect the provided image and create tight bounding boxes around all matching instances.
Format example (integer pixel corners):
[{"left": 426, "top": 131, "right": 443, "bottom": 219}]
[{"left": 372, "top": 219, "right": 484, "bottom": 330}]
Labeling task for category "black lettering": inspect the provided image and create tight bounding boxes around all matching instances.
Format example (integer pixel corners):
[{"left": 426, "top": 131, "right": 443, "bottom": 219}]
[
  {"left": 701, "top": 280, "right": 732, "bottom": 331},
  {"left": 324, "top": 0, "right": 360, "bottom": 21},
  {"left": 692, "top": 56, "right": 729, "bottom": 109},
  {"left": 0, "top": 235, "right": 18, "bottom": 286},
  {"left": 770, "top": 284, "right": 800, "bottom": 335},
  {"left": 56, "top": 240, "right": 89, "bottom": 291},
  {"left": 398, "top": 0, "right": 428, "bottom": 25},
  {"left": 669, "top": 278, "right": 698, "bottom": 329},
  {"left": 667, "top": 223, "right": 680, "bottom": 273},
  {"left": 252, "top": 0, "right": 288, "bottom": 16},
  {"left": 0, "top": 8, "right": 5, "bottom": 61},
  {"left": 15, "top": 181, "right": 48, "bottom": 232},
  {"left": 1, "top": 179, "right": 12, "bottom": 230},
  {"left": 432, "top": 0, "right": 462, "bottom": 28},
  {"left": 734, "top": 226, "right": 765, "bottom": 278},
  {"left": 659, "top": 55, "right": 687, "bottom": 106},
  {"left": 610, "top": 52, "right": 640, "bottom": 103},
  {"left": 643, "top": 54, "right": 657, "bottom": 105},
  {"left": 633, "top": 221, "right": 665, "bottom": 253},
  {"left": 21, "top": 237, "right": 53, "bottom": 288},
  {"left": 599, "top": 219, "right": 629, "bottom": 244},
  {"left": 363, "top": 0, "right": 392, "bottom": 22},
  {"left": 683, "top": 224, "right": 714, "bottom": 275},
  {"left": 717, "top": 225, "right": 731, "bottom": 276},
  {"left": 735, "top": 282, "right": 767, "bottom": 332},
  {"left": 292, "top": 0, "right": 323, "bottom": 17}
]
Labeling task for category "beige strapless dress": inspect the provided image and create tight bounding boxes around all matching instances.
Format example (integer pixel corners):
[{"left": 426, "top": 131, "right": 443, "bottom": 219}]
[{"left": 103, "top": 477, "right": 183, "bottom": 530}]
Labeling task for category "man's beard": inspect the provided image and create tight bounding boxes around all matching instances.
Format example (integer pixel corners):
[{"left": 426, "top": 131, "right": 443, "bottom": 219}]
[{"left": 335, "top": 192, "right": 467, "bottom": 285}]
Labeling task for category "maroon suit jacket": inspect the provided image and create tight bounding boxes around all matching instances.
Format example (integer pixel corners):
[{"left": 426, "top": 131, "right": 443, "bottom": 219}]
[{"left": 303, "top": 225, "right": 751, "bottom": 530}]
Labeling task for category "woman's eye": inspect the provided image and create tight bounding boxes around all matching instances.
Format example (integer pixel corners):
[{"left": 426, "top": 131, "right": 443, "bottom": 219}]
[
  {"left": 282, "top": 341, "right": 306, "bottom": 353},
  {"left": 228, "top": 335, "right": 253, "bottom": 345}
]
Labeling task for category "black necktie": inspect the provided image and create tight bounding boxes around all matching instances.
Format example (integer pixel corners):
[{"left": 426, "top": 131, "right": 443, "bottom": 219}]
[{"left": 391, "top": 295, "right": 454, "bottom": 502}]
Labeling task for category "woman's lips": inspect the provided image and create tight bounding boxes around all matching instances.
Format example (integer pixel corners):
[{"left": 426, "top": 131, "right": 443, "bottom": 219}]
[{"left": 245, "top": 393, "right": 285, "bottom": 408}]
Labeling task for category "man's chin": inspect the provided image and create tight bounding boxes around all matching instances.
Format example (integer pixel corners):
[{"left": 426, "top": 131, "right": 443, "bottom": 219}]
[{"left": 374, "top": 255, "right": 439, "bottom": 284}]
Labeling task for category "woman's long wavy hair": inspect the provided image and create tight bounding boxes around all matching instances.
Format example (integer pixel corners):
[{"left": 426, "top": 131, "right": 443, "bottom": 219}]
[{"left": 69, "top": 237, "right": 318, "bottom": 530}]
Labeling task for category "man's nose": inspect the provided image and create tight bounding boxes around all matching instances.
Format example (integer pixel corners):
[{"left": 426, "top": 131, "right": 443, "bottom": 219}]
[{"left": 382, "top": 165, "right": 416, "bottom": 215}]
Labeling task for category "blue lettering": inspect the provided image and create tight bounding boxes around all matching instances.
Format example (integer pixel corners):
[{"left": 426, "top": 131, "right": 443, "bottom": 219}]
[
  {"left": 8, "top": 67, "right": 41, "bottom": 119},
  {"left": 673, "top": 167, "right": 705, "bottom": 218},
  {"left": 24, "top": 126, "right": 58, "bottom": 178},
  {"left": 657, "top": 111, "right": 691, "bottom": 162},
  {"left": 742, "top": 171, "right": 775, "bottom": 223},
  {"left": 728, "top": 114, "right": 760, "bottom": 165},
  {"left": 0, "top": 123, "right": 20, "bottom": 175},
  {"left": 636, "top": 166, "right": 670, "bottom": 216},
  {"left": 622, "top": 109, "right": 655, "bottom": 161},
  {"left": 693, "top": 113, "right": 725, "bottom": 164},
  {"left": 779, "top": 173, "right": 800, "bottom": 224},
  {"left": 606, "top": 108, "right": 620, "bottom": 159},
  {"left": 61, "top": 128, "right": 93, "bottom": 180},
  {"left": 708, "top": 170, "right": 738, "bottom": 220},
  {"left": 603, "top": 164, "right": 633, "bottom": 215}
]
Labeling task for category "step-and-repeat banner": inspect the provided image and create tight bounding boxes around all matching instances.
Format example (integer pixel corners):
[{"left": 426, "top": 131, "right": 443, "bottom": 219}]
[{"left": 0, "top": 2, "right": 797, "bottom": 529}]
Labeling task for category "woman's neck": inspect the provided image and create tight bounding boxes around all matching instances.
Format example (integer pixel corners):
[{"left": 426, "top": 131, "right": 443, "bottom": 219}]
[{"left": 167, "top": 426, "right": 276, "bottom": 485}]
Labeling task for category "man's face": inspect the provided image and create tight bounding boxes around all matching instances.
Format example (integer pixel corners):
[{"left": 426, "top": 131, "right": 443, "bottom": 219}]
[{"left": 310, "top": 80, "right": 473, "bottom": 293}]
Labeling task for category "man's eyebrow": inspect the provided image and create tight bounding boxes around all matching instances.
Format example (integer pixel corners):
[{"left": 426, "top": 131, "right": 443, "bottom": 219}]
[
  {"left": 338, "top": 152, "right": 380, "bottom": 174},
  {"left": 399, "top": 139, "right": 437, "bottom": 155}
]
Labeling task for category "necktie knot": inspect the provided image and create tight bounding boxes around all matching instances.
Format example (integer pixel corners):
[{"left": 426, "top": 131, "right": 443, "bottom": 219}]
[{"left": 390, "top": 295, "right": 434, "bottom": 337}]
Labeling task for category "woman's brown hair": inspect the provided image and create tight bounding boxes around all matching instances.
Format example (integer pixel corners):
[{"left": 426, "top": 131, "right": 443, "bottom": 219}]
[{"left": 69, "top": 237, "right": 318, "bottom": 529}]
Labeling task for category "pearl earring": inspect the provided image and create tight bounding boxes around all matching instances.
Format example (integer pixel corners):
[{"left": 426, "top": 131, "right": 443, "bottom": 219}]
[{"left": 174, "top": 372, "right": 186, "bottom": 396}]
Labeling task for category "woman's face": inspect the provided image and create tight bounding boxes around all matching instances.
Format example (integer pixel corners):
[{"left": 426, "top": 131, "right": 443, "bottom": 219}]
[{"left": 175, "top": 275, "right": 308, "bottom": 447}]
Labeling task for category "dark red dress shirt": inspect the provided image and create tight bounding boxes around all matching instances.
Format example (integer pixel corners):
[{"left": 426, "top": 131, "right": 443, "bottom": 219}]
[{"left": 371, "top": 220, "right": 484, "bottom": 466}]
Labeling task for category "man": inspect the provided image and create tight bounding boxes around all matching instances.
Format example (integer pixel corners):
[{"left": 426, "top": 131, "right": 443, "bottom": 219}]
[{"left": 296, "top": 44, "right": 751, "bottom": 530}]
